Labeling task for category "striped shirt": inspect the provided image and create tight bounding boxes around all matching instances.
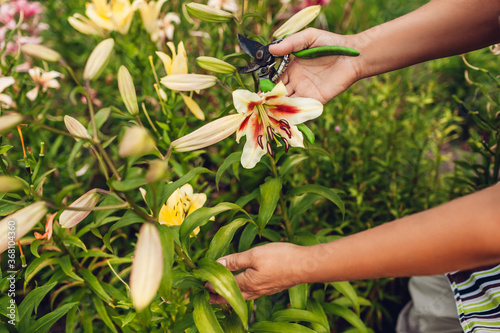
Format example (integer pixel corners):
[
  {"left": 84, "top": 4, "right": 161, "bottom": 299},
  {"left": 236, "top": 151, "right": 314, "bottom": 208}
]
[{"left": 447, "top": 264, "right": 500, "bottom": 332}]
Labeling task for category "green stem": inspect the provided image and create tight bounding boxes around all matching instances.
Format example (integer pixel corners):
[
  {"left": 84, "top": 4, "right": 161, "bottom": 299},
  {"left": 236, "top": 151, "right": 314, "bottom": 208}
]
[
  {"left": 234, "top": 72, "right": 247, "bottom": 90},
  {"left": 95, "top": 144, "right": 122, "bottom": 181},
  {"left": 174, "top": 242, "right": 197, "bottom": 271},
  {"left": 52, "top": 233, "right": 82, "bottom": 271},
  {"left": 84, "top": 80, "right": 99, "bottom": 143},
  {"left": 268, "top": 155, "right": 293, "bottom": 241}
]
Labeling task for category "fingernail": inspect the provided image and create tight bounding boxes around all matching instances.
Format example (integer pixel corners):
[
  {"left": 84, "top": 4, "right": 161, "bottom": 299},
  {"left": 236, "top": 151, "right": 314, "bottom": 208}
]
[{"left": 217, "top": 258, "right": 226, "bottom": 267}]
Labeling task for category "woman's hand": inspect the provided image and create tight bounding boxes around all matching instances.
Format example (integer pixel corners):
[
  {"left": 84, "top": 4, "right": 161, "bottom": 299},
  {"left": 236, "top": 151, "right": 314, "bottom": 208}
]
[
  {"left": 269, "top": 28, "right": 363, "bottom": 104},
  {"left": 207, "top": 243, "right": 308, "bottom": 303}
]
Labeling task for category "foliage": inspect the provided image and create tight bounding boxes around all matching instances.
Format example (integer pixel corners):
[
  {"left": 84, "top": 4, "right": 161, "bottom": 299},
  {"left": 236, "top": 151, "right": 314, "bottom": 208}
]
[{"left": 0, "top": 0, "right": 497, "bottom": 332}]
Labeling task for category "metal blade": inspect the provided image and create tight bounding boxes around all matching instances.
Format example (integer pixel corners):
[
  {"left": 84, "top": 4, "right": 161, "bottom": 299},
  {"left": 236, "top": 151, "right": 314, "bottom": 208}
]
[
  {"left": 236, "top": 61, "right": 261, "bottom": 74},
  {"left": 237, "top": 34, "right": 264, "bottom": 58}
]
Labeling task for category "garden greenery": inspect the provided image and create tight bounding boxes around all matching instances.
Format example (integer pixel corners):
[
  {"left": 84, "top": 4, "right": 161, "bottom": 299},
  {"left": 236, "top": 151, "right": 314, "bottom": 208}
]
[{"left": 0, "top": 0, "right": 498, "bottom": 332}]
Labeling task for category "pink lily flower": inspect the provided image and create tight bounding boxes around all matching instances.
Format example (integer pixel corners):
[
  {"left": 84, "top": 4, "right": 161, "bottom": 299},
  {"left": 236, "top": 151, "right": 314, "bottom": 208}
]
[{"left": 172, "top": 82, "right": 323, "bottom": 169}]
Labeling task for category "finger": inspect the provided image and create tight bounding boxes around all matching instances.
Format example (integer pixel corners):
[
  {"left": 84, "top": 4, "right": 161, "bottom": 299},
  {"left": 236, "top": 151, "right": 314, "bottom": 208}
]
[
  {"left": 217, "top": 250, "right": 253, "bottom": 272},
  {"left": 204, "top": 281, "right": 216, "bottom": 294},
  {"left": 209, "top": 293, "right": 229, "bottom": 304},
  {"left": 269, "top": 28, "right": 319, "bottom": 56}
]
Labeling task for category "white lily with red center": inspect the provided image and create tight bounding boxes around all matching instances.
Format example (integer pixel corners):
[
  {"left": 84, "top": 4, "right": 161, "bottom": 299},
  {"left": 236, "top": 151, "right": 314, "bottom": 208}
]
[{"left": 172, "top": 82, "right": 323, "bottom": 169}]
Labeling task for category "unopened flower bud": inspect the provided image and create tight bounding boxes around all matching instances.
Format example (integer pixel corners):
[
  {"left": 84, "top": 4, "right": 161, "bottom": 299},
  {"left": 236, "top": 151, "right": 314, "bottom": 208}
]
[
  {"left": 0, "top": 201, "right": 48, "bottom": 253},
  {"left": 83, "top": 38, "right": 114, "bottom": 81},
  {"left": 118, "top": 65, "right": 139, "bottom": 116},
  {"left": 118, "top": 126, "right": 156, "bottom": 157},
  {"left": 160, "top": 74, "right": 217, "bottom": 91},
  {"left": 59, "top": 189, "right": 100, "bottom": 228},
  {"left": 21, "top": 44, "right": 61, "bottom": 63},
  {"left": 0, "top": 114, "right": 23, "bottom": 134},
  {"left": 130, "top": 223, "right": 163, "bottom": 312},
  {"left": 64, "top": 115, "right": 92, "bottom": 142},
  {"left": 0, "top": 176, "right": 26, "bottom": 193},
  {"left": 185, "top": 3, "right": 233, "bottom": 23},
  {"left": 196, "top": 56, "right": 236, "bottom": 74},
  {"left": 273, "top": 5, "right": 321, "bottom": 38},
  {"left": 146, "top": 159, "right": 169, "bottom": 183}
]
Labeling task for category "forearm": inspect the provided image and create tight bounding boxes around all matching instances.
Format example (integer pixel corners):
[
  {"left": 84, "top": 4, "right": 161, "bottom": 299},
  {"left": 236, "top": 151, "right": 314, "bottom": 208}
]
[
  {"left": 297, "top": 183, "right": 500, "bottom": 284},
  {"left": 353, "top": 0, "right": 500, "bottom": 79}
]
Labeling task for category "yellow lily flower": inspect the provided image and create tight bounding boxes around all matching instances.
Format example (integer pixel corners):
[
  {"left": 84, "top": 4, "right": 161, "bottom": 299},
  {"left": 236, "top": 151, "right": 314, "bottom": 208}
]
[
  {"left": 138, "top": 0, "right": 167, "bottom": 42},
  {"left": 158, "top": 184, "right": 210, "bottom": 236},
  {"left": 157, "top": 42, "right": 216, "bottom": 120}
]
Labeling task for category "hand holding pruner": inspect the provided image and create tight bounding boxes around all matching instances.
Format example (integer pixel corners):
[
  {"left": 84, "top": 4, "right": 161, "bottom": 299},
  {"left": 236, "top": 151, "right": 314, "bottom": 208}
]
[{"left": 236, "top": 33, "right": 360, "bottom": 92}]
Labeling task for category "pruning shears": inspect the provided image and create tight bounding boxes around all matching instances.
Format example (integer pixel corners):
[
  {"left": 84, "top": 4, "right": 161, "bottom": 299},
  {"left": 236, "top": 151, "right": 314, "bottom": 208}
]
[{"left": 236, "top": 33, "right": 360, "bottom": 92}]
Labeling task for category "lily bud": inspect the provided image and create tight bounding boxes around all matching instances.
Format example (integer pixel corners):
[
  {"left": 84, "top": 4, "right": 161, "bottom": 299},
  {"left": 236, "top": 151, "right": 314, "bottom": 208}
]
[
  {"left": 196, "top": 56, "right": 236, "bottom": 74},
  {"left": 21, "top": 44, "right": 61, "bottom": 63},
  {"left": 0, "top": 176, "right": 26, "bottom": 193},
  {"left": 117, "top": 65, "right": 139, "bottom": 116},
  {"left": 273, "top": 5, "right": 321, "bottom": 38},
  {"left": 64, "top": 115, "right": 92, "bottom": 142},
  {"left": 160, "top": 74, "right": 217, "bottom": 91},
  {"left": 0, "top": 201, "right": 48, "bottom": 253},
  {"left": 0, "top": 114, "right": 23, "bottom": 134},
  {"left": 118, "top": 126, "right": 156, "bottom": 157},
  {"left": 185, "top": 3, "right": 233, "bottom": 23},
  {"left": 83, "top": 38, "right": 114, "bottom": 81},
  {"left": 59, "top": 189, "right": 100, "bottom": 228},
  {"left": 130, "top": 223, "right": 163, "bottom": 312},
  {"left": 146, "top": 159, "right": 169, "bottom": 183}
]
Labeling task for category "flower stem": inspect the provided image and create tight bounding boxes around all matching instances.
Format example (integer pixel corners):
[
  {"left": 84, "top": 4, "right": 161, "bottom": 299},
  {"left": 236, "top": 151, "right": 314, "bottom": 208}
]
[{"left": 174, "top": 242, "right": 197, "bottom": 271}]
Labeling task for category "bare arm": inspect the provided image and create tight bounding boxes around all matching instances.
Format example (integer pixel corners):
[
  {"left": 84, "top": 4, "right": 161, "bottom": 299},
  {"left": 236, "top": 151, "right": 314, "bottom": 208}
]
[
  {"left": 210, "top": 184, "right": 500, "bottom": 302},
  {"left": 269, "top": 0, "right": 500, "bottom": 103}
]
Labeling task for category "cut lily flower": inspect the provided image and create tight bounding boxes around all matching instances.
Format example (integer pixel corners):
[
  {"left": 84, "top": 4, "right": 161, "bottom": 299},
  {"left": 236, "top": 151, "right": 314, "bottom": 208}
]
[
  {"left": 26, "top": 67, "right": 63, "bottom": 101},
  {"left": 172, "top": 82, "right": 323, "bottom": 169},
  {"left": 159, "top": 184, "right": 210, "bottom": 236}
]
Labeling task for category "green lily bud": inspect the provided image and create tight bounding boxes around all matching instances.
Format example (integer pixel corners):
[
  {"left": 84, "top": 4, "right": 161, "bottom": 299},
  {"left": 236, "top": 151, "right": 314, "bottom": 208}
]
[
  {"left": 83, "top": 38, "right": 114, "bottom": 81},
  {"left": 273, "top": 5, "right": 321, "bottom": 39},
  {"left": 0, "top": 114, "right": 23, "bottom": 134},
  {"left": 185, "top": 3, "right": 233, "bottom": 23},
  {"left": 118, "top": 126, "right": 156, "bottom": 157},
  {"left": 0, "top": 176, "right": 26, "bottom": 193},
  {"left": 21, "top": 44, "right": 61, "bottom": 63},
  {"left": 0, "top": 202, "right": 48, "bottom": 253},
  {"left": 130, "top": 223, "right": 163, "bottom": 312},
  {"left": 64, "top": 115, "right": 92, "bottom": 142},
  {"left": 197, "top": 56, "right": 236, "bottom": 74},
  {"left": 59, "top": 189, "right": 100, "bottom": 228},
  {"left": 146, "top": 159, "right": 169, "bottom": 183},
  {"left": 118, "top": 65, "right": 139, "bottom": 116}
]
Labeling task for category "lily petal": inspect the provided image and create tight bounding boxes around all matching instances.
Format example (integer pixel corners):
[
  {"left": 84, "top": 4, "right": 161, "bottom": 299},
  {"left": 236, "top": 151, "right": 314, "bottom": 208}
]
[
  {"left": 232, "top": 89, "right": 263, "bottom": 115},
  {"left": 172, "top": 113, "right": 245, "bottom": 152},
  {"left": 180, "top": 93, "right": 205, "bottom": 120},
  {"left": 241, "top": 112, "right": 267, "bottom": 169},
  {"left": 266, "top": 95, "right": 323, "bottom": 125}
]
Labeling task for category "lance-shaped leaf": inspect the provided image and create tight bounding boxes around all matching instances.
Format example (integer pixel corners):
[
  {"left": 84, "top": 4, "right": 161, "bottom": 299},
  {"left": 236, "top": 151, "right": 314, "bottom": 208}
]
[
  {"left": 192, "top": 292, "right": 224, "bottom": 333},
  {"left": 130, "top": 223, "right": 164, "bottom": 312},
  {"left": 83, "top": 38, "right": 114, "bottom": 81},
  {"left": 273, "top": 5, "right": 321, "bottom": 39},
  {"left": 59, "top": 189, "right": 100, "bottom": 228},
  {"left": 21, "top": 44, "right": 61, "bottom": 63},
  {"left": 157, "top": 224, "right": 174, "bottom": 300},
  {"left": 117, "top": 65, "right": 139, "bottom": 116},
  {"left": 322, "top": 303, "right": 369, "bottom": 333},
  {"left": 287, "top": 184, "right": 345, "bottom": 217},
  {"left": 194, "top": 258, "right": 248, "bottom": 329},
  {"left": 186, "top": 3, "right": 233, "bottom": 23},
  {"left": 0, "top": 201, "right": 47, "bottom": 253},
  {"left": 205, "top": 218, "right": 249, "bottom": 260},
  {"left": 257, "top": 178, "right": 282, "bottom": 232},
  {"left": 249, "top": 321, "right": 316, "bottom": 333}
]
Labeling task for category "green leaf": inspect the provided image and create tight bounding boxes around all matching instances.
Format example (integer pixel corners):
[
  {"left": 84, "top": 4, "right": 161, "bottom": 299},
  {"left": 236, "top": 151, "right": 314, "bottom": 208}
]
[
  {"left": 249, "top": 321, "right": 315, "bottom": 333},
  {"left": 27, "top": 302, "right": 79, "bottom": 333},
  {"left": 271, "top": 308, "right": 327, "bottom": 329},
  {"left": 222, "top": 310, "right": 245, "bottom": 333},
  {"left": 93, "top": 195, "right": 125, "bottom": 227},
  {"left": 62, "top": 235, "right": 88, "bottom": 252},
  {"left": 297, "top": 124, "right": 315, "bottom": 144},
  {"left": 157, "top": 224, "right": 174, "bottom": 300},
  {"left": 24, "top": 253, "right": 58, "bottom": 284},
  {"left": 322, "top": 303, "right": 368, "bottom": 333},
  {"left": 79, "top": 269, "right": 112, "bottom": 304},
  {"left": 238, "top": 223, "right": 259, "bottom": 252},
  {"left": 257, "top": 178, "right": 282, "bottom": 232},
  {"left": 161, "top": 167, "right": 212, "bottom": 204},
  {"left": 103, "top": 210, "right": 144, "bottom": 251},
  {"left": 18, "top": 282, "right": 57, "bottom": 331},
  {"left": 206, "top": 218, "right": 249, "bottom": 260},
  {"left": 306, "top": 299, "right": 330, "bottom": 333},
  {"left": 194, "top": 259, "right": 248, "bottom": 329},
  {"left": 330, "top": 281, "right": 360, "bottom": 314},
  {"left": 288, "top": 184, "right": 345, "bottom": 217},
  {"left": 92, "top": 296, "right": 118, "bottom": 333},
  {"left": 30, "top": 239, "right": 42, "bottom": 258},
  {"left": 109, "top": 167, "right": 146, "bottom": 192},
  {"left": 279, "top": 155, "right": 309, "bottom": 177},
  {"left": 216, "top": 152, "right": 242, "bottom": 191},
  {"left": 192, "top": 292, "right": 224, "bottom": 333},
  {"left": 289, "top": 284, "right": 308, "bottom": 309},
  {"left": 58, "top": 256, "right": 83, "bottom": 282},
  {"left": 0, "top": 145, "right": 13, "bottom": 155},
  {"left": 180, "top": 203, "right": 250, "bottom": 246}
]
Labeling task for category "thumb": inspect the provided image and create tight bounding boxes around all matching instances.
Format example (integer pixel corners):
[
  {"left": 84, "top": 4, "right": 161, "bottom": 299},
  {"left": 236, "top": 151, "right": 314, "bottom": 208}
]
[
  {"left": 217, "top": 250, "right": 253, "bottom": 272},
  {"left": 269, "top": 28, "right": 318, "bottom": 56}
]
